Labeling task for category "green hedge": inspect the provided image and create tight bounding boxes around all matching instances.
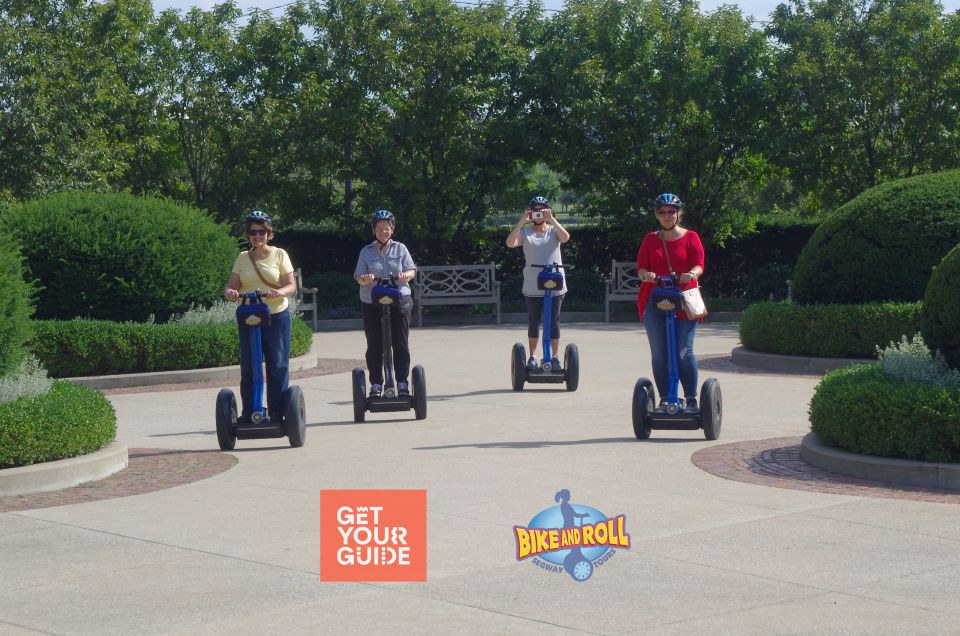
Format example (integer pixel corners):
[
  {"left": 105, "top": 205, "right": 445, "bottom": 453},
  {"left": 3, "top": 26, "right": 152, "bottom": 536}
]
[
  {"left": 792, "top": 170, "right": 960, "bottom": 305},
  {"left": 5, "top": 191, "right": 237, "bottom": 322},
  {"left": 0, "top": 243, "right": 34, "bottom": 376},
  {"left": 922, "top": 243, "right": 960, "bottom": 369},
  {"left": 810, "top": 364, "right": 960, "bottom": 463},
  {"left": 32, "top": 317, "right": 313, "bottom": 377},
  {"left": 740, "top": 301, "right": 922, "bottom": 357},
  {"left": 0, "top": 381, "right": 116, "bottom": 468}
]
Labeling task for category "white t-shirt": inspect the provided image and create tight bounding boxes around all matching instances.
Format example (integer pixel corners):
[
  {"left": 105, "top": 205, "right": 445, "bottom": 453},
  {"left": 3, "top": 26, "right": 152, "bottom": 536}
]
[{"left": 521, "top": 226, "right": 566, "bottom": 297}]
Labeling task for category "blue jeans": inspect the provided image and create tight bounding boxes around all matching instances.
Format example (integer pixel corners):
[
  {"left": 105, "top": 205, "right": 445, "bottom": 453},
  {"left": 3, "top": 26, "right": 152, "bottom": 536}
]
[
  {"left": 239, "top": 308, "right": 291, "bottom": 420},
  {"left": 643, "top": 301, "right": 698, "bottom": 401}
]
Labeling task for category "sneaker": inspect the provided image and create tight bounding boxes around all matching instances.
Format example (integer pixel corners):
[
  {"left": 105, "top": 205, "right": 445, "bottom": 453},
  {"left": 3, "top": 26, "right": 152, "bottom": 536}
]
[
  {"left": 369, "top": 384, "right": 382, "bottom": 398},
  {"left": 656, "top": 399, "right": 670, "bottom": 413},
  {"left": 397, "top": 381, "right": 410, "bottom": 397},
  {"left": 684, "top": 397, "right": 699, "bottom": 414},
  {"left": 526, "top": 356, "right": 538, "bottom": 371},
  {"left": 550, "top": 357, "right": 562, "bottom": 371}
]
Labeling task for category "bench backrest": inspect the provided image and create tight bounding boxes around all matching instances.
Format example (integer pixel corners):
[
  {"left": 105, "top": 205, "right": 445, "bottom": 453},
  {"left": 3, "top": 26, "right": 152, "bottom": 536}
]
[
  {"left": 611, "top": 259, "right": 641, "bottom": 292},
  {"left": 416, "top": 263, "right": 497, "bottom": 298}
]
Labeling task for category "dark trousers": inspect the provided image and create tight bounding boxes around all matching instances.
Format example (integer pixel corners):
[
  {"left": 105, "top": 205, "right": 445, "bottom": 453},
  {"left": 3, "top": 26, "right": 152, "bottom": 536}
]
[
  {"left": 525, "top": 294, "right": 564, "bottom": 339},
  {"left": 239, "top": 308, "right": 291, "bottom": 419},
  {"left": 361, "top": 300, "right": 411, "bottom": 385}
]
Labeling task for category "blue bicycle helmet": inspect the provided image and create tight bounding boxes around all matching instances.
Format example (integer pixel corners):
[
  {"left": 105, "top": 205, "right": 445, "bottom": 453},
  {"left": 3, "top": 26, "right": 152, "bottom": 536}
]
[
  {"left": 245, "top": 210, "right": 271, "bottom": 224},
  {"left": 370, "top": 209, "right": 395, "bottom": 227},
  {"left": 530, "top": 196, "right": 549, "bottom": 207},
  {"left": 654, "top": 193, "right": 682, "bottom": 209}
]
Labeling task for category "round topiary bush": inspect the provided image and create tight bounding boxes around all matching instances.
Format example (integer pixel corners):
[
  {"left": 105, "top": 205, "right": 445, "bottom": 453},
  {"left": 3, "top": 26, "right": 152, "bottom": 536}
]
[
  {"left": 792, "top": 170, "right": 960, "bottom": 305},
  {"left": 921, "top": 243, "right": 960, "bottom": 369},
  {"left": 0, "top": 243, "right": 34, "bottom": 376},
  {"left": 5, "top": 191, "right": 238, "bottom": 322},
  {"left": 0, "top": 381, "right": 116, "bottom": 468},
  {"left": 809, "top": 364, "right": 960, "bottom": 463}
]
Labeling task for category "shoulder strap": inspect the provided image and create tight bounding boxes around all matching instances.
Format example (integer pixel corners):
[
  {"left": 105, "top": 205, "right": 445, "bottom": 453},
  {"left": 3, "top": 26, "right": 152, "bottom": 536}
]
[
  {"left": 248, "top": 251, "right": 281, "bottom": 290},
  {"left": 658, "top": 231, "right": 676, "bottom": 277}
]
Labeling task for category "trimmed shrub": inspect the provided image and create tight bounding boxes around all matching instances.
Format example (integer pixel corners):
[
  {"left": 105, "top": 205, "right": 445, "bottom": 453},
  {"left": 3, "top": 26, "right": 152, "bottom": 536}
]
[
  {"left": 32, "top": 317, "right": 313, "bottom": 377},
  {"left": 0, "top": 243, "right": 34, "bottom": 376},
  {"left": 792, "top": 170, "right": 960, "bottom": 305},
  {"left": 921, "top": 243, "right": 960, "bottom": 369},
  {"left": 740, "top": 300, "right": 921, "bottom": 357},
  {"left": 5, "top": 191, "right": 237, "bottom": 322},
  {"left": 302, "top": 271, "right": 359, "bottom": 317},
  {"left": 0, "top": 381, "right": 116, "bottom": 468},
  {"left": 809, "top": 364, "right": 960, "bottom": 463}
]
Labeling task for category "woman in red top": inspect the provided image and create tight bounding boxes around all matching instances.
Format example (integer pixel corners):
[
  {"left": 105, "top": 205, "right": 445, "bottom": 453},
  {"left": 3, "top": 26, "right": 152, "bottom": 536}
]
[{"left": 636, "top": 193, "right": 705, "bottom": 413}]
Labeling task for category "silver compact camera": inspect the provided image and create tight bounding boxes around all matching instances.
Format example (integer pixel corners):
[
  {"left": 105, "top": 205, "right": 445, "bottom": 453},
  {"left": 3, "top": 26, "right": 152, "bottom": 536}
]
[{"left": 531, "top": 210, "right": 545, "bottom": 221}]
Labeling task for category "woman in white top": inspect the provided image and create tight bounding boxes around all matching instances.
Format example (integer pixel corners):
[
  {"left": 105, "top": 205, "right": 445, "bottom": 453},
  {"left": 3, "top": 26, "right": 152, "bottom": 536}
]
[
  {"left": 223, "top": 210, "right": 296, "bottom": 421},
  {"left": 505, "top": 196, "right": 571, "bottom": 370}
]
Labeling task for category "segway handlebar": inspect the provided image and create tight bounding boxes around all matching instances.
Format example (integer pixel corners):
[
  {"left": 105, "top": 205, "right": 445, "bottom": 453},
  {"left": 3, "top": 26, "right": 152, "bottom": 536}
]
[{"left": 530, "top": 262, "right": 570, "bottom": 271}]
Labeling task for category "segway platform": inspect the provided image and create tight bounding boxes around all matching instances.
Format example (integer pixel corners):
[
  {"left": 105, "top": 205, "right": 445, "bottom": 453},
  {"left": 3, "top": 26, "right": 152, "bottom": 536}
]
[
  {"left": 351, "top": 278, "right": 427, "bottom": 422},
  {"left": 631, "top": 276, "right": 721, "bottom": 440},
  {"left": 215, "top": 291, "right": 306, "bottom": 450}
]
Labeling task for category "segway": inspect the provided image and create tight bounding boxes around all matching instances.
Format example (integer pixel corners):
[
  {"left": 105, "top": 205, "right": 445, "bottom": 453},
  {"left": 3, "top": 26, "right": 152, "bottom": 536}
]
[
  {"left": 632, "top": 275, "right": 721, "bottom": 440},
  {"left": 352, "top": 276, "right": 426, "bottom": 422},
  {"left": 216, "top": 291, "right": 306, "bottom": 450},
  {"left": 511, "top": 262, "right": 579, "bottom": 392}
]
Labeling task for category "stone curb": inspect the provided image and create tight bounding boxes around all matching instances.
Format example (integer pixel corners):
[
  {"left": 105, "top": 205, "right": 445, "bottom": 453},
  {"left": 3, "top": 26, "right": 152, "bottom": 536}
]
[
  {"left": 65, "top": 350, "right": 318, "bottom": 390},
  {"left": 0, "top": 442, "right": 129, "bottom": 497},
  {"left": 802, "top": 433, "right": 960, "bottom": 490},
  {"left": 731, "top": 346, "right": 873, "bottom": 374}
]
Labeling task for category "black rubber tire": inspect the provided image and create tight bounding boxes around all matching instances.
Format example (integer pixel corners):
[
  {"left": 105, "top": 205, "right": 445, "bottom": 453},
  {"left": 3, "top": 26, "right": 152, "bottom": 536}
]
[
  {"left": 352, "top": 367, "right": 366, "bottom": 423},
  {"left": 701, "top": 378, "right": 722, "bottom": 440},
  {"left": 511, "top": 343, "right": 526, "bottom": 391},
  {"left": 215, "top": 388, "right": 237, "bottom": 451},
  {"left": 283, "top": 385, "right": 306, "bottom": 447},
  {"left": 412, "top": 365, "right": 427, "bottom": 420},
  {"left": 564, "top": 343, "right": 579, "bottom": 392},
  {"left": 632, "top": 378, "right": 654, "bottom": 440}
]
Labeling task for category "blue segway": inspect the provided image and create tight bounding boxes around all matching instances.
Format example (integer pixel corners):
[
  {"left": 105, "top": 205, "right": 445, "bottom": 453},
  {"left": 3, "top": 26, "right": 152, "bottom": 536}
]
[
  {"left": 632, "top": 275, "right": 721, "bottom": 440},
  {"left": 216, "top": 291, "right": 306, "bottom": 450},
  {"left": 511, "top": 262, "right": 579, "bottom": 391},
  {"left": 352, "top": 276, "right": 427, "bottom": 422}
]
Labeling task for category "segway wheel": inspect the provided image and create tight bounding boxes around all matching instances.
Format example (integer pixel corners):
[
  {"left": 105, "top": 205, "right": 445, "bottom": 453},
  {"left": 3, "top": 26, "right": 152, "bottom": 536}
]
[
  {"left": 352, "top": 367, "right": 366, "bottom": 423},
  {"left": 511, "top": 343, "right": 526, "bottom": 391},
  {"left": 700, "top": 378, "right": 722, "bottom": 440},
  {"left": 283, "top": 385, "right": 306, "bottom": 447},
  {"left": 564, "top": 343, "right": 579, "bottom": 392},
  {"left": 412, "top": 365, "right": 427, "bottom": 420},
  {"left": 632, "top": 378, "right": 654, "bottom": 440},
  {"left": 215, "top": 388, "right": 237, "bottom": 451}
]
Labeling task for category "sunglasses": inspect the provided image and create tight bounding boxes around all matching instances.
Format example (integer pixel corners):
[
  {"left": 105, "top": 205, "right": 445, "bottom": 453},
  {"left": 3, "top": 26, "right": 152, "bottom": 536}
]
[
  {"left": 656, "top": 208, "right": 679, "bottom": 216},
  {"left": 247, "top": 228, "right": 269, "bottom": 236}
]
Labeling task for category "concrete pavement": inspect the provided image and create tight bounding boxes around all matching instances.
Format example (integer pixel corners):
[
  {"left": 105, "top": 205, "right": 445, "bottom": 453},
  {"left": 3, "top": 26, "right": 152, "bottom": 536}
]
[{"left": 2, "top": 323, "right": 959, "bottom": 635}]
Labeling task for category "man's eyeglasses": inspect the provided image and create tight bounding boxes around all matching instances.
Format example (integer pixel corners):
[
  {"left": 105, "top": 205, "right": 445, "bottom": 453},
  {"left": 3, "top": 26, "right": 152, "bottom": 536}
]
[
  {"left": 656, "top": 208, "right": 679, "bottom": 217},
  {"left": 248, "top": 229, "right": 268, "bottom": 236}
]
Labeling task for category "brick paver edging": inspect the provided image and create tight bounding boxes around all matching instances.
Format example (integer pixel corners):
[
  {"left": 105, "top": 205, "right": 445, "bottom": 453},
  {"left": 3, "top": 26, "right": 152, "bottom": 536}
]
[
  {"left": 691, "top": 437, "right": 960, "bottom": 504},
  {"left": 0, "top": 448, "right": 237, "bottom": 512}
]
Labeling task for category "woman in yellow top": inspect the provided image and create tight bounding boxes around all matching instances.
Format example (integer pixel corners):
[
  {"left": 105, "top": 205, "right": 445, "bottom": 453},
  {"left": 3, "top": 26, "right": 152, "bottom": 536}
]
[{"left": 224, "top": 210, "right": 297, "bottom": 422}]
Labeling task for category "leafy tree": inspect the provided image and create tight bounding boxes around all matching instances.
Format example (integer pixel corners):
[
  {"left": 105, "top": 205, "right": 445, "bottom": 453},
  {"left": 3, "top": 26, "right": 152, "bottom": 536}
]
[
  {"left": 767, "top": 0, "right": 960, "bottom": 209},
  {"left": 527, "top": 0, "right": 775, "bottom": 240}
]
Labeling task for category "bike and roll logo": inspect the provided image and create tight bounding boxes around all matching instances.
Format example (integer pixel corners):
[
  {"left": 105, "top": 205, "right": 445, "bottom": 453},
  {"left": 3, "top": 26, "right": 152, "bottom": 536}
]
[{"left": 514, "top": 489, "right": 629, "bottom": 582}]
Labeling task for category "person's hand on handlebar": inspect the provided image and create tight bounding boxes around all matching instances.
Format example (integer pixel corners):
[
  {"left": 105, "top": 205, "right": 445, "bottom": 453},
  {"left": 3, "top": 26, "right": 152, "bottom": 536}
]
[
  {"left": 224, "top": 288, "right": 240, "bottom": 301},
  {"left": 356, "top": 273, "right": 376, "bottom": 286},
  {"left": 678, "top": 272, "right": 698, "bottom": 284}
]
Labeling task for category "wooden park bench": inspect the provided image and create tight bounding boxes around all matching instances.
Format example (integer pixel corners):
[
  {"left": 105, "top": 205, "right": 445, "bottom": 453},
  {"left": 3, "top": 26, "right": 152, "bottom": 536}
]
[
  {"left": 604, "top": 259, "right": 641, "bottom": 322},
  {"left": 413, "top": 263, "right": 501, "bottom": 327},
  {"left": 293, "top": 267, "right": 319, "bottom": 330}
]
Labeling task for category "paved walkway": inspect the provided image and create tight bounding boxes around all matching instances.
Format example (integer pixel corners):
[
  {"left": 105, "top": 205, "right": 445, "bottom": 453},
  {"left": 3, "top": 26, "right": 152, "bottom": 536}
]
[{"left": 2, "top": 324, "right": 959, "bottom": 634}]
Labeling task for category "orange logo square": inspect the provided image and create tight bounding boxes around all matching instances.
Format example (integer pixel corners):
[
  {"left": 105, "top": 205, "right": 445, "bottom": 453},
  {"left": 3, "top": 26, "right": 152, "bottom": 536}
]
[{"left": 320, "top": 490, "right": 427, "bottom": 581}]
